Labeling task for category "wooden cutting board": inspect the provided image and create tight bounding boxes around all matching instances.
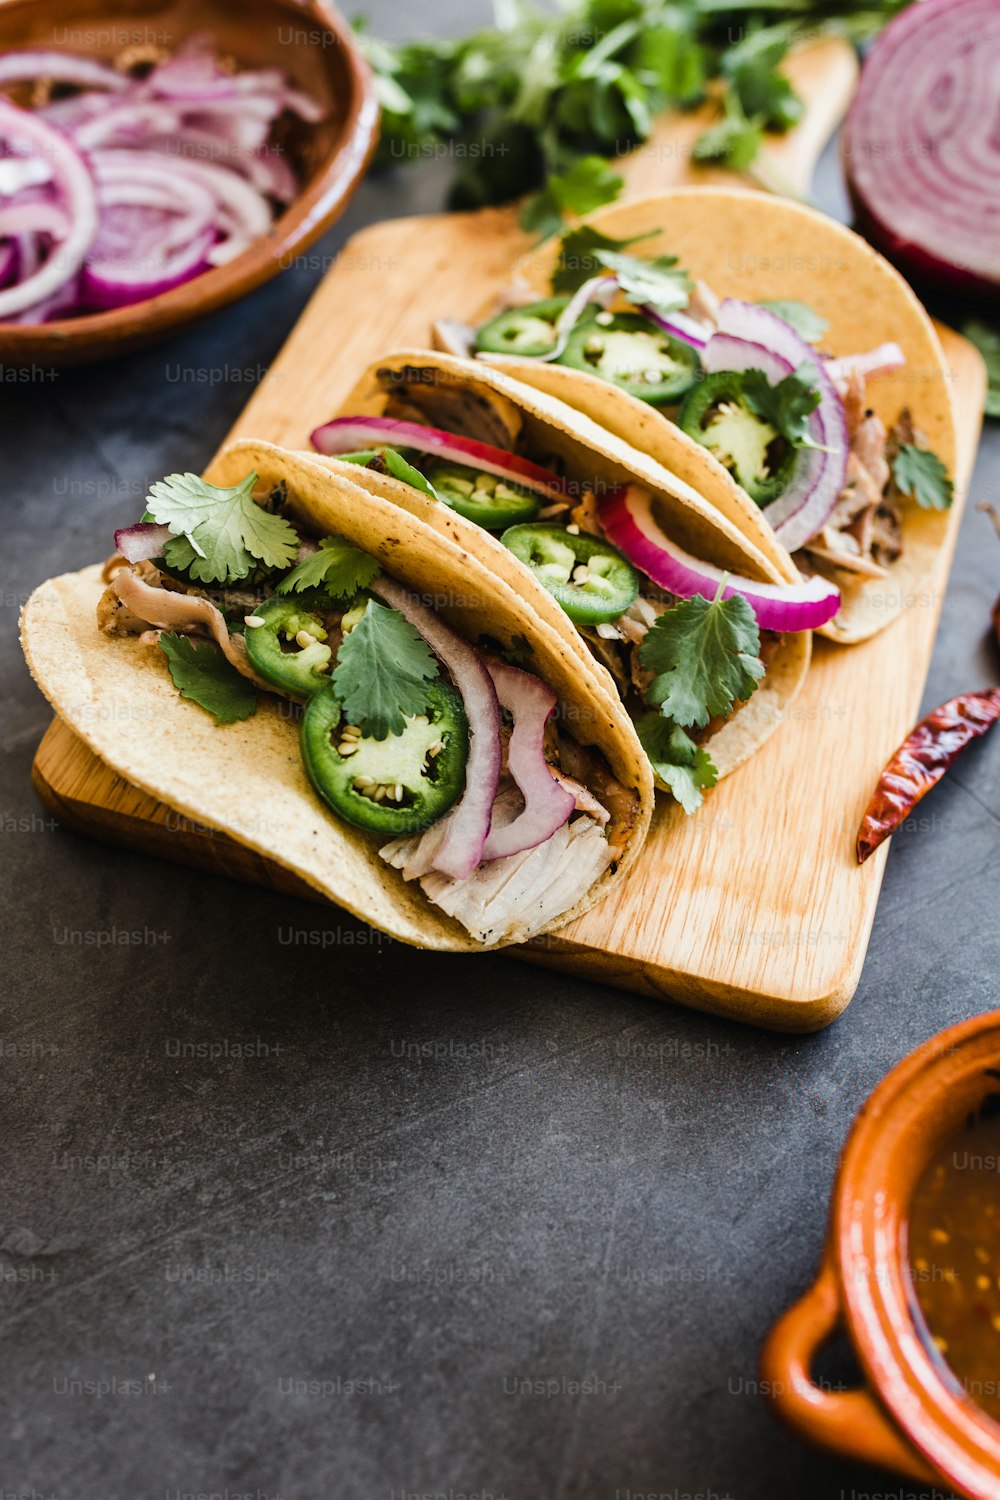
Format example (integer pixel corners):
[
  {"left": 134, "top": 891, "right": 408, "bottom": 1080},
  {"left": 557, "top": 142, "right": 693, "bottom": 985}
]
[{"left": 31, "top": 41, "right": 988, "bottom": 1031}]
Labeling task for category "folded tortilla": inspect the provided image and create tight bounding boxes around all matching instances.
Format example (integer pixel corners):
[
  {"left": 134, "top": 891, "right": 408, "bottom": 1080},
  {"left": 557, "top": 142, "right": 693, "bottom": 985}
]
[
  {"left": 293, "top": 349, "right": 811, "bottom": 782},
  {"left": 477, "top": 186, "right": 960, "bottom": 645},
  {"left": 21, "top": 445, "right": 653, "bottom": 953}
]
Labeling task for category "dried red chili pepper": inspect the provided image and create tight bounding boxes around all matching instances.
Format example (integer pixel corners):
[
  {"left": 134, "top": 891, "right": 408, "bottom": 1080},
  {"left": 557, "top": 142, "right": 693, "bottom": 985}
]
[{"left": 857, "top": 688, "right": 1000, "bottom": 863}]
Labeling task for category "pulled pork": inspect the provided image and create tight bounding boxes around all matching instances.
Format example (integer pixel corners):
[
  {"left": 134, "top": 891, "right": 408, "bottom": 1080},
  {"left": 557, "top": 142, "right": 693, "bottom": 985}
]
[{"left": 804, "top": 370, "right": 909, "bottom": 577}]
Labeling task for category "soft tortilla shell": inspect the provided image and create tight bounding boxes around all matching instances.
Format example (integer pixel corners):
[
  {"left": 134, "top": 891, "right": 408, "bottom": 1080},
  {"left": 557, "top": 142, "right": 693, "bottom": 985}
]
[
  {"left": 298, "top": 349, "right": 810, "bottom": 780},
  {"left": 487, "top": 186, "right": 959, "bottom": 646},
  {"left": 22, "top": 448, "right": 653, "bottom": 953}
]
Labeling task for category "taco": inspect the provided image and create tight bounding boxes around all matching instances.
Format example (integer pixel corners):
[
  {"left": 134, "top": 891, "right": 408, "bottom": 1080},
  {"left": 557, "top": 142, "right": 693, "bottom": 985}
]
[
  {"left": 20, "top": 444, "right": 654, "bottom": 952},
  {"left": 302, "top": 349, "right": 822, "bottom": 811},
  {"left": 452, "top": 187, "right": 959, "bottom": 646}
]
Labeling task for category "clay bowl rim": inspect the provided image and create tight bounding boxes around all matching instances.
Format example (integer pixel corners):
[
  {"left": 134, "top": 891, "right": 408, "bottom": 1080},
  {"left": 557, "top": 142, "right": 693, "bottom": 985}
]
[{"left": 0, "top": 0, "right": 380, "bottom": 364}]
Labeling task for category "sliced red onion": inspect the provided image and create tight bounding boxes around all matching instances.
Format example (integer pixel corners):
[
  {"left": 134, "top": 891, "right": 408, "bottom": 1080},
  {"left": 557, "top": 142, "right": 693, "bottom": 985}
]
[
  {"left": 0, "top": 100, "right": 98, "bottom": 318},
  {"left": 0, "top": 155, "right": 53, "bottom": 193},
  {"left": 0, "top": 200, "right": 71, "bottom": 240},
  {"left": 0, "top": 51, "right": 129, "bottom": 93},
  {"left": 114, "top": 522, "right": 173, "bottom": 563},
  {"left": 0, "top": 241, "right": 16, "bottom": 286},
  {"left": 312, "top": 418, "right": 569, "bottom": 502},
  {"left": 597, "top": 485, "right": 841, "bottom": 631},
  {"left": 73, "top": 103, "right": 184, "bottom": 151},
  {"left": 539, "top": 274, "right": 618, "bottom": 362},
  {"left": 824, "top": 342, "right": 906, "bottom": 383},
  {"left": 373, "top": 576, "right": 502, "bottom": 881},
  {"left": 706, "top": 303, "right": 849, "bottom": 553},
  {"left": 844, "top": 0, "right": 1000, "bottom": 296},
  {"left": 481, "top": 664, "right": 575, "bottom": 861},
  {"left": 82, "top": 227, "right": 215, "bottom": 309},
  {"left": 0, "top": 44, "right": 322, "bottom": 324},
  {"left": 639, "top": 302, "right": 712, "bottom": 351}
]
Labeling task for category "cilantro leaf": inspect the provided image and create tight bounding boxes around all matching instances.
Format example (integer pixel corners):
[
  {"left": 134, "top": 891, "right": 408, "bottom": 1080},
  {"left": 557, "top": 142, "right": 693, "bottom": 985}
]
[
  {"left": 520, "top": 156, "right": 624, "bottom": 241},
  {"left": 635, "top": 714, "right": 717, "bottom": 815},
  {"left": 594, "top": 250, "right": 692, "bottom": 315},
  {"left": 961, "top": 320, "right": 1000, "bottom": 419},
  {"left": 332, "top": 601, "right": 440, "bottom": 739},
  {"left": 276, "top": 536, "right": 380, "bottom": 600},
  {"left": 741, "top": 363, "right": 824, "bottom": 449},
  {"left": 759, "top": 299, "right": 828, "bottom": 345},
  {"left": 639, "top": 588, "right": 763, "bottom": 730},
  {"left": 147, "top": 470, "right": 299, "bottom": 586},
  {"left": 891, "top": 444, "right": 954, "bottom": 511},
  {"left": 725, "top": 39, "right": 803, "bottom": 133},
  {"left": 158, "top": 634, "right": 258, "bottom": 725},
  {"left": 552, "top": 225, "right": 659, "bottom": 294},
  {"left": 692, "top": 96, "right": 763, "bottom": 173},
  {"left": 631, "top": 26, "right": 706, "bottom": 108}
]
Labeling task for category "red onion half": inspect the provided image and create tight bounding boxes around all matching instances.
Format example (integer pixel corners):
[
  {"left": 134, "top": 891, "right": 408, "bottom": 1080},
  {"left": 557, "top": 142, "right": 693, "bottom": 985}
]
[
  {"left": 598, "top": 485, "right": 841, "bottom": 632},
  {"left": 843, "top": 0, "right": 1000, "bottom": 297},
  {"left": 312, "top": 417, "right": 569, "bottom": 502},
  {"left": 373, "top": 576, "right": 502, "bottom": 881},
  {"left": 481, "top": 664, "right": 575, "bottom": 860}
]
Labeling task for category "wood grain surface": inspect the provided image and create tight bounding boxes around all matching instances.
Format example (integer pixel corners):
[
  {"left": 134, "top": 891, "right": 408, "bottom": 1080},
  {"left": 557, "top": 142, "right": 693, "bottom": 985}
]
[{"left": 31, "top": 39, "right": 988, "bottom": 1030}]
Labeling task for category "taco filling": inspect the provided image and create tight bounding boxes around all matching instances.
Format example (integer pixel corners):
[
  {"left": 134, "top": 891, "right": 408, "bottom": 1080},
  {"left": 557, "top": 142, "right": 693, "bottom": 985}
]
[
  {"left": 460, "top": 230, "right": 954, "bottom": 585},
  {"left": 97, "top": 469, "right": 640, "bottom": 947},
  {"left": 311, "top": 366, "right": 831, "bottom": 812}
]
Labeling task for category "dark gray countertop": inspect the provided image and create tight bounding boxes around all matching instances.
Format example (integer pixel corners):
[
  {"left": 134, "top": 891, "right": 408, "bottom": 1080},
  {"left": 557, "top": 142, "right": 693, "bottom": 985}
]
[{"left": 2, "top": 5, "right": 998, "bottom": 1497}]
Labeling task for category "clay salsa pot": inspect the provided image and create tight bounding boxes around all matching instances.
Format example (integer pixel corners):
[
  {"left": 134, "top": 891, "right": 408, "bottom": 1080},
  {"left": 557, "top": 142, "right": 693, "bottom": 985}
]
[{"left": 761, "top": 1011, "right": 1000, "bottom": 1499}]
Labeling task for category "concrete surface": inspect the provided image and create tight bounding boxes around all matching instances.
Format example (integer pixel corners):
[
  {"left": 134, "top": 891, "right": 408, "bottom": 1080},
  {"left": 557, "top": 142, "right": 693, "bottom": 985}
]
[{"left": 1, "top": 4, "right": 998, "bottom": 1497}]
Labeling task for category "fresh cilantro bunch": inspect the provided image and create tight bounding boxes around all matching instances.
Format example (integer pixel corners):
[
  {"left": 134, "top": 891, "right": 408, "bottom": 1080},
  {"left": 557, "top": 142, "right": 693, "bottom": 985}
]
[
  {"left": 636, "top": 583, "right": 764, "bottom": 812},
  {"left": 357, "top": 0, "right": 907, "bottom": 234}
]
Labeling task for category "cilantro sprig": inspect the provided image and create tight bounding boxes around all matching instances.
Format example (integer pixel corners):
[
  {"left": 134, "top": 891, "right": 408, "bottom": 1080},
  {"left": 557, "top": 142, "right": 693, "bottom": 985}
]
[
  {"left": 552, "top": 226, "right": 658, "bottom": 294},
  {"left": 741, "top": 363, "right": 825, "bottom": 451},
  {"left": 358, "top": 0, "right": 904, "bottom": 235},
  {"left": 891, "top": 444, "right": 954, "bottom": 511},
  {"left": 635, "top": 714, "right": 718, "bottom": 815},
  {"left": 277, "top": 536, "right": 380, "bottom": 600},
  {"left": 639, "top": 585, "right": 764, "bottom": 730},
  {"left": 332, "top": 601, "right": 440, "bottom": 739},
  {"left": 146, "top": 470, "right": 299, "bottom": 586},
  {"left": 158, "top": 634, "right": 258, "bottom": 725},
  {"left": 595, "top": 250, "right": 692, "bottom": 315}
]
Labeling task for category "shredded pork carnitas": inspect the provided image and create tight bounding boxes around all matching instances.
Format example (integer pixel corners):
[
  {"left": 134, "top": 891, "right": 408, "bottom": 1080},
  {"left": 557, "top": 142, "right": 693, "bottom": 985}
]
[
  {"left": 381, "top": 783, "right": 614, "bottom": 946},
  {"left": 804, "top": 369, "right": 907, "bottom": 577}
]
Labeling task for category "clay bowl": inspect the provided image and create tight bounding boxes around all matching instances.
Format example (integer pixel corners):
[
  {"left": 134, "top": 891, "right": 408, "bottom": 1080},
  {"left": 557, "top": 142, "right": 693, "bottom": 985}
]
[
  {"left": 0, "top": 0, "right": 379, "bottom": 365},
  {"left": 761, "top": 1011, "right": 1000, "bottom": 1500}
]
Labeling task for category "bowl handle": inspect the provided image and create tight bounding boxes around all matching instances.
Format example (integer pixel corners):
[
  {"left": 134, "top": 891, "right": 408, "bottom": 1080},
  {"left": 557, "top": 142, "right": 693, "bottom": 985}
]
[{"left": 760, "top": 1260, "right": 939, "bottom": 1481}]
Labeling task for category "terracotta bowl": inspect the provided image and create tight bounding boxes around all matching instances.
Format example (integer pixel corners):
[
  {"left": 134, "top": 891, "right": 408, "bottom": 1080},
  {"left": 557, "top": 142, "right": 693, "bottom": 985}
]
[
  {"left": 761, "top": 1011, "right": 1000, "bottom": 1500},
  {"left": 0, "top": 0, "right": 379, "bottom": 365}
]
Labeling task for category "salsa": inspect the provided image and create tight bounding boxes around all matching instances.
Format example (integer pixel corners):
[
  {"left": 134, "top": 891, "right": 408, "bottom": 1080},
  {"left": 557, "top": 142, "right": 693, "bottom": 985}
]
[{"left": 908, "top": 1104, "right": 1000, "bottom": 1423}]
